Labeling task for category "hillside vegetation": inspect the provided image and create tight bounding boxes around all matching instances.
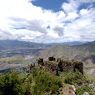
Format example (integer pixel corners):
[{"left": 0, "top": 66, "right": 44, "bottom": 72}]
[
  {"left": 0, "top": 57, "right": 95, "bottom": 95},
  {"left": 0, "top": 67, "right": 95, "bottom": 95}
]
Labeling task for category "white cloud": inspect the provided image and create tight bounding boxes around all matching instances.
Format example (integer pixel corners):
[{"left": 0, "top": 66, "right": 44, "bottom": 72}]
[
  {"left": 78, "top": 0, "right": 95, "bottom": 3},
  {"left": 61, "top": 0, "right": 79, "bottom": 13},
  {"left": 63, "top": 7, "right": 95, "bottom": 42},
  {"left": 47, "top": 31, "right": 60, "bottom": 39},
  {"left": 80, "top": 9, "right": 90, "bottom": 15},
  {"left": 0, "top": 0, "right": 95, "bottom": 42},
  {"left": 65, "top": 12, "right": 79, "bottom": 21}
]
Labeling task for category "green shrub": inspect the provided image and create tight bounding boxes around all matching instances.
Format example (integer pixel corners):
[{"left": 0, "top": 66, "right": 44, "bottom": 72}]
[
  {"left": 32, "top": 68, "right": 62, "bottom": 95},
  {"left": 76, "top": 85, "right": 92, "bottom": 95},
  {"left": 0, "top": 71, "right": 25, "bottom": 95},
  {"left": 64, "top": 71, "right": 87, "bottom": 86},
  {"left": 0, "top": 68, "right": 62, "bottom": 95}
]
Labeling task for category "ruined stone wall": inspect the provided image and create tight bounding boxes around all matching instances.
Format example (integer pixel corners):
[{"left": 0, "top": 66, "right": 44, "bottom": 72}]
[
  {"left": 73, "top": 62, "right": 83, "bottom": 74},
  {"left": 44, "top": 61, "right": 57, "bottom": 74},
  {"left": 37, "top": 57, "right": 83, "bottom": 75},
  {"left": 58, "top": 60, "right": 74, "bottom": 72},
  {"left": 58, "top": 60, "right": 83, "bottom": 74}
]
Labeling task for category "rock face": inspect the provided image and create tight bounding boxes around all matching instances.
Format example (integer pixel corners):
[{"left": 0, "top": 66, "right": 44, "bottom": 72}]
[
  {"left": 83, "top": 92, "right": 90, "bottom": 95},
  {"left": 37, "top": 57, "right": 84, "bottom": 75},
  {"left": 60, "top": 85, "right": 76, "bottom": 95}
]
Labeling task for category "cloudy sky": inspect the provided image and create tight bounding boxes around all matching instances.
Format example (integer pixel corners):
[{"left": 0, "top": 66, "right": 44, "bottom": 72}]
[{"left": 0, "top": 0, "right": 95, "bottom": 43}]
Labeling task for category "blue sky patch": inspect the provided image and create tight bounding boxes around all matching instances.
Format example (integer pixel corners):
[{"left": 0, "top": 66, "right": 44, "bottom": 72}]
[{"left": 32, "top": 0, "right": 67, "bottom": 11}]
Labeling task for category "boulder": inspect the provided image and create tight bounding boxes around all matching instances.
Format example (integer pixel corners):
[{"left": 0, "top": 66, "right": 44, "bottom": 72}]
[{"left": 83, "top": 92, "right": 90, "bottom": 95}]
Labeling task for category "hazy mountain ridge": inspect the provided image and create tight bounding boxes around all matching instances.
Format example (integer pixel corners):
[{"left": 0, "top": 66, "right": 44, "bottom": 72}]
[
  {"left": 63, "top": 41, "right": 86, "bottom": 46},
  {"left": 0, "top": 40, "right": 50, "bottom": 50},
  {"left": 0, "top": 40, "right": 86, "bottom": 57},
  {"left": 74, "top": 41, "right": 95, "bottom": 53},
  {"left": 0, "top": 40, "right": 52, "bottom": 57}
]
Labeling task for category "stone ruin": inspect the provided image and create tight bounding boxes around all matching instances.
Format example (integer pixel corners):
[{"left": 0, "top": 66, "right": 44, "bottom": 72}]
[{"left": 37, "top": 57, "right": 83, "bottom": 75}]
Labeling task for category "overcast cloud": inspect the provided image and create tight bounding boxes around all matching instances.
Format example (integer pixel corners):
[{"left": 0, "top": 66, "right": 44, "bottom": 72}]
[{"left": 0, "top": 0, "right": 95, "bottom": 43}]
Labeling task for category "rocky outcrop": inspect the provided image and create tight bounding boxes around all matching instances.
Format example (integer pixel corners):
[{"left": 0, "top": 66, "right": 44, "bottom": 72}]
[
  {"left": 59, "top": 85, "right": 76, "bottom": 95},
  {"left": 83, "top": 92, "right": 90, "bottom": 95}
]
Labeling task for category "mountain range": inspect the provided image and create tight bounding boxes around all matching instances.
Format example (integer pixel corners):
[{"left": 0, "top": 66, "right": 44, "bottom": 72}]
[
  {"left": 0, "top": 40, "right": 86, "bottom": 57},
  {"left": 0, "top": 40, "right": 95, "bottom": 66},
  {"left": 0, "top": 40, "right": 52, "bottom": 57}
]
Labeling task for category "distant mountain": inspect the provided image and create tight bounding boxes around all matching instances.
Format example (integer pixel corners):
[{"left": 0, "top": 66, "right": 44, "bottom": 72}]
[
  {"left": 37, "top": 41, "right": 95, "bottom": 65},
  {"left": 74, "top": 41, "right": 95, "bottom": 53},
  {"left": 0, "top": 40, "right": 52, "bottom": 57},
  {"left": 0, "top": 40, "right": 87, "bottom": 57},
  {"left": 0, "top": 40, "right": 95, "bottom": 64},
  {"left": 63, "top": 41, "right": 86, "bottom": 46},
  {"left": 37, "top": 45, "right": 85, "bottom": 59},
  {"left": 0, "top": 40, "right": 50, "bottom": 50}
]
